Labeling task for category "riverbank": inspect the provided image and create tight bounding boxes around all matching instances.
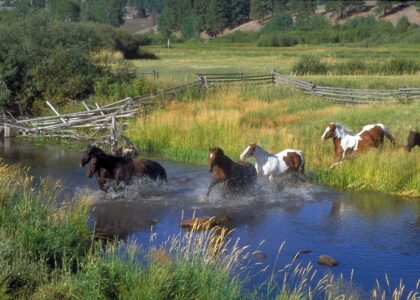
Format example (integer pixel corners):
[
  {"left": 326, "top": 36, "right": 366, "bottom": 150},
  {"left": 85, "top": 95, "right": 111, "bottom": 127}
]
[{"left": 127, "top": 85, "right": 420, "bottom": 197}]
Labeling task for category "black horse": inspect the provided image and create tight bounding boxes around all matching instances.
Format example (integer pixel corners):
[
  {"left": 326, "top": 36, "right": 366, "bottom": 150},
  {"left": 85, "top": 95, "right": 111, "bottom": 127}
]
[
  {"left": 81, "top": 145, "right": 167, "bottom": 191},
  {"left": 406, "top": 131, "right": 420, "bottom": 152}
]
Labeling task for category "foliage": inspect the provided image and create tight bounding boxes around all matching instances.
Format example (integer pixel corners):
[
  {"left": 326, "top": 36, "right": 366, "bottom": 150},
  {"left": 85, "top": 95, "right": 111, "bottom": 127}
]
[
  {"left": 250, "top": 0, "right": 272, "bottom": 22},
  {"left": 292, "top": 55, "right": 328, "bottom": 75},
  {"left": 261, "top": 13, "right": 293, "bottom": 33},
  {"left": 181, "top": 15, "right": 204, "bottom": 40}
]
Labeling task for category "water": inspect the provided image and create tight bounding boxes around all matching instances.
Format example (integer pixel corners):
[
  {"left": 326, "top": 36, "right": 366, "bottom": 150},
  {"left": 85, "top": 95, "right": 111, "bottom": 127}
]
[{"left": 1, "top": 140, "right": 419, "bottom": 294}]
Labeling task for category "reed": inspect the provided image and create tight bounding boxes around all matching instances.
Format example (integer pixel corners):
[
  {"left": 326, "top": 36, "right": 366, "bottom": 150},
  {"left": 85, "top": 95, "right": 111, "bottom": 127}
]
[{"left": 127, "top": 85, "right": 420, "bottom": 196}]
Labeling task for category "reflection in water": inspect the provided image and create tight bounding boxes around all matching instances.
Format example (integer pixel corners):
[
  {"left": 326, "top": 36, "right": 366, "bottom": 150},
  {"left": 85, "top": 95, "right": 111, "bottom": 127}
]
[{"left": 1, "top": 140, "right": 420, "bottom": 293}]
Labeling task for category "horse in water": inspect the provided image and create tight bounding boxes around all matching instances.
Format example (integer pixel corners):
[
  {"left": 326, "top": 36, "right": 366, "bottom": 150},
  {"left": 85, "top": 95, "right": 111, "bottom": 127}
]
[
  {"left": 406, "top": 131, "right": 420, "bottom": 152},
  {"left": 80, "top": 145, "right": 167, "bottom": 191},
  {"left": 239, "top": 143, "right": 304, "bottom": 182},
  {"left": 207, "top": 147, "right": 257, "bottom": 197},
  {"left": 321, "top": 122, "right": 395, "bottom": 168}
]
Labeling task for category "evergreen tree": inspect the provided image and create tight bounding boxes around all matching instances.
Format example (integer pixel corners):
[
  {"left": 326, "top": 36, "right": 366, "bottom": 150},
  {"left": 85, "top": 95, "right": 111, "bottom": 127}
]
[
  {"left": 81, "top": 0, "right": 124, "bottom": 27},
  {"left": 250, "top": 0, "right": 272, "bottom": 22},
  {"left": 194, "top": 0, "right": 208, "bottom": 20},
  {"left": 229, "top": 0, "right": 250, "bottom": 27},
  {"left": 289, "top": 0, "right": 316, "bottom": 19},
  {"left": 206, "top": 0, "right": 229, "bottom": 37}
]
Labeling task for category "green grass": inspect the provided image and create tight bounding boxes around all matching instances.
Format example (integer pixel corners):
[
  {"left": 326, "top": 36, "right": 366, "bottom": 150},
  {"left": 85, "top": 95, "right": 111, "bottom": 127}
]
[
  {"left": 0, "top": 162, "right": 418, "bottom": 299},
  {"left": 134, "top": 43, "right": 420, "bottom": 84},
  {"left": 127, "top": 85, "right": 420, "bottom": 197}
]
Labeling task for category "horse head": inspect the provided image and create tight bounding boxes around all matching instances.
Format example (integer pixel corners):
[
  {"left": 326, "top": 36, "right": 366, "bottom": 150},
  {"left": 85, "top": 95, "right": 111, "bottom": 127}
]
[
  {"left": 87, "top": 157, "right": 99, "bottom": 178},
  {"left": 321, "top": 122, "right": 337, "bottom": 141},
  {"left": 80, "top": 145, "right": 105, "bottom": 167},
  {"left": 208, "top": 147, "right": 225, "bottom": 172},
  {"left": 406, "top": 130, "right": 418, "bottom": 152},
  {"left": 240, "top": 143, "right": 257, "bottom": 160}
]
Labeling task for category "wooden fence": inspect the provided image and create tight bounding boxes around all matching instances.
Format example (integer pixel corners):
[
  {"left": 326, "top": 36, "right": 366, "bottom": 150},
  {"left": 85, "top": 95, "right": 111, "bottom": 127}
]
[
  {"left": 1, "top": 70, "right": 419, "bottom": 142},
  {"left": 274, "top": 72, "right": 420, "bottom": 104}
]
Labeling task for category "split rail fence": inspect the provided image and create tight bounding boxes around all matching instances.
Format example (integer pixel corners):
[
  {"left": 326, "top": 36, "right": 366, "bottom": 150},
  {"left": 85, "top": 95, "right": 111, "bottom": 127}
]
[{"left": 1, "top": 71, "right": 419, "bottom": 142}]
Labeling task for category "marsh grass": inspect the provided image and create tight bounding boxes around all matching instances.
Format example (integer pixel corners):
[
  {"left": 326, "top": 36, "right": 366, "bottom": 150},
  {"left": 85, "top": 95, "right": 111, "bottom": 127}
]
[{"left": 127, "top": 85, "right": 420, "bottom": 196}]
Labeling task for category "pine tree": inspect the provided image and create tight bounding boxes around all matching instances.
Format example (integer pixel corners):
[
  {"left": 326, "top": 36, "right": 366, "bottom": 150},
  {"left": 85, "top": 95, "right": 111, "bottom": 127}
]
[
  {"left": 206, "top": 0, "right": 229, "bottom": 37},
  {"left": 250, "top": 0, "right": 272, "bottom": 22},
  {"left": 289, "top": 0, "right": 316, "bottom": 20},
  {"left": 229, "top": 0, "right": 250, "bottom": 27}
]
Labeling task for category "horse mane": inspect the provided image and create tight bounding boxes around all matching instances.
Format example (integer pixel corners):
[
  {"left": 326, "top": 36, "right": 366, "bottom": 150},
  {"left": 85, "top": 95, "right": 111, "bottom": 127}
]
[{"left": 334, "top": 123, "right": 353, "bottom": 136}]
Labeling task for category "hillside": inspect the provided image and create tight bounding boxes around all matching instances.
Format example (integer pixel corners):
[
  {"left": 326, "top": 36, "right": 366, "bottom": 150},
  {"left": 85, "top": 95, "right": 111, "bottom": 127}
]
[{"left": 122, "top": 1, "right": 420, "bottom": 38}]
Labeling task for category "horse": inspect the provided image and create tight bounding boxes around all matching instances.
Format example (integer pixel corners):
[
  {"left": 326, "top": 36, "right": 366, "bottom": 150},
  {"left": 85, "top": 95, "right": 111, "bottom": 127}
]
[
  {"left": 207, "top": 147, "right": 257, "bottom": 197},
  {"left": 81, "top": 145, "right": 167, "bottom": 191},
  {"left": 406, "top": 130, "right": 420, "bottom": 152},
  {"left": 321, "top": 122, "right": 395, "bottom": 168},
  {"left": 239, "top": 143, "right": 304, "bottom": 182}
]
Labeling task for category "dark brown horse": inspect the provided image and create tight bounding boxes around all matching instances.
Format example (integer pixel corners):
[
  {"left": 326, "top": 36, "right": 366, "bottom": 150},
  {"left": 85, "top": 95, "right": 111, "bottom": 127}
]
[
  {"left": 81, "top": 145, "right": 167, "bottom": 191},
  {"left": 207, "top": 147, "right": 257, "bottom": 197},
  {"left": 406, "top": 131, "right": 420, "bottom": 152}
]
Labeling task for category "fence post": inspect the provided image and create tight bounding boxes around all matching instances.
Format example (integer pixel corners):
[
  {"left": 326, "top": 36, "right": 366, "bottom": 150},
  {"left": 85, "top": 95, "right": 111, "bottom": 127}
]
[
  {"left": 271, "top": 69, "right": 275, "bottom": 86},
  {"left": 46, "top": 101, "right": 66, "bottom": 123},
  {"left": 110, "top": 115, "right": 116, "bottom": 150},
  {"left": 203, "top": 76, "right": 208, "bottom": 88},
  {"left": 95, "top": 103, "right": 105, "bottom": 116}
]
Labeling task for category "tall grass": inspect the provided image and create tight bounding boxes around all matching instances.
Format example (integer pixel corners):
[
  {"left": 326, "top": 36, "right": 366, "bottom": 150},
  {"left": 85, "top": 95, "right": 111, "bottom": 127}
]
[
  {"left": 0, "top": 162, "right": 419, "bottom": 298},
  {"left": 127, "top": 85, "right": 420, "bottom": 196}
]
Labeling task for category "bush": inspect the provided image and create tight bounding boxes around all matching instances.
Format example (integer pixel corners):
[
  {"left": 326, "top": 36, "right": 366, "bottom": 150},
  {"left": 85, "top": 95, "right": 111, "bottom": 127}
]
[
  {"left": 333, "top": 59, "right": 367, "bottom": 75},
  {"left": 380, "top": 58, "right": 420, "bottom": 75},
  {"left": 396, "top": 16, "right": 410, "bottom": 33},
  {"left": 258, "top": 34, "right": 298, "bottom": 47},
  {"left": 262, "top": 13, "right": 294, "bottom": 34},
  {"left": 292, "top": 55, "right": 328, "bottom": 74}
]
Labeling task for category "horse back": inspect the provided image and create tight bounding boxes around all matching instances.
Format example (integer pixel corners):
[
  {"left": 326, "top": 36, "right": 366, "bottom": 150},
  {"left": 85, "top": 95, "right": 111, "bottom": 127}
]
[
  {"left": 133, "top": 159, "right": 167, "bottom": 181},
  {"left": 228, "top": 161, "right": 257, "bottom": 187}
]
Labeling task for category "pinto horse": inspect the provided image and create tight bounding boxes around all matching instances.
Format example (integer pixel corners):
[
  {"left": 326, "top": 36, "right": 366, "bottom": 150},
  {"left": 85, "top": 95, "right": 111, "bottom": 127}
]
[
  {"left": 207, "top": 147, "right": 257, "bottom": 197},
  {"left": 321, "top": 122, "right": 395, "bottom": 168},
  {"left": 239, "top": 143, "right": 304, "bottom": 182},
  {"left": 406, "top": 130, "right": 420, "bottom": 152},
  {"left": 81, "top": 145, "right": 167, "bottom": 191}
]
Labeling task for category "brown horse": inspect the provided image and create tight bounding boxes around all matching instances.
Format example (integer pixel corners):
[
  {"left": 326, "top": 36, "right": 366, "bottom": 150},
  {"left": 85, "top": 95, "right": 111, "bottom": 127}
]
[
  {"left": 81, "top": 145, "right": 167, "bottom": 191},
  {"left": 406, "top": 130, "right": 420, "bottom": 152},
  {"left": 207, "top": 147, "right": 257, "bottom": 197},
  {"left": 321, "top": 122, "right": 395, "bottom": 168}
]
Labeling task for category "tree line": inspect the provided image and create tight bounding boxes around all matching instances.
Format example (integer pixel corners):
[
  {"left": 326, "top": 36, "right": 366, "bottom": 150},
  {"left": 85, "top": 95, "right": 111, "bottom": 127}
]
[{"left": 125, "top": 0, "right": 413, "bottom": 39}]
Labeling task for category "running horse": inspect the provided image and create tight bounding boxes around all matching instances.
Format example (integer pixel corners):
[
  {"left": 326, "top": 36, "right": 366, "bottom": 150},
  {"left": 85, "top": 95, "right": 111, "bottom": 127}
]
[
  {"left": 81, "top": 145, "right": 167, "bottom": 191},
  {"left": 207, "top": 147, "right": 257, "bottom": 197},
  {"left": 239, "top": 143, "right": 304, "bottom": 182},
  {"left": 406, "top": 130, "right": 420, "bottom": 152},
  {"left": 321, "top": 122, "right": 395, "bottom": 168}
]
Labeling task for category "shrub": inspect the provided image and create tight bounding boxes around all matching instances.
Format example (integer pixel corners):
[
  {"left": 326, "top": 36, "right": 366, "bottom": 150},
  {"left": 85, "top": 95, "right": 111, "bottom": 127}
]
[
  {"left": 333, "top": 59, "right": 367, "bottom": 75},
  {"left": 258, "top": 34, "right": 298, "bottom": 47},
  {"left": 396, "top": 16, "right": 410, "bottom": 33},
  {"left": 262, "top": 13, "right": 293, "bottom": 34},
  {"left": 181, "top": 15, "right": 204, "bottom": 40},
  {"left": 292, "top": 55, "right": 328, "bottom": 74},
  {"left": 380, "top": 58, "right": 420, "bottom": 75}
]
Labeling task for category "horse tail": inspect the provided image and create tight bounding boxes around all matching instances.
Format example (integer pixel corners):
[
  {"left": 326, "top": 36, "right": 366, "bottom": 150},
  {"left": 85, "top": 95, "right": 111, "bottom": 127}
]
[
  {"left": 299, "top": 152, "right": 305, "bottom": 174},
  {"left": 158, "top": 166, "right": 167, "bottom": 182}
]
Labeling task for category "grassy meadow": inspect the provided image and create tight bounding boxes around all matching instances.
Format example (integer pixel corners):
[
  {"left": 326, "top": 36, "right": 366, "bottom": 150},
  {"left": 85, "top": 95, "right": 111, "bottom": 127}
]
[
  {"left": 127, "top": 84, "right": 420, "bottom": 197},
  {"left": 135, "top": 42, "right": 420, "bottom": 83}
]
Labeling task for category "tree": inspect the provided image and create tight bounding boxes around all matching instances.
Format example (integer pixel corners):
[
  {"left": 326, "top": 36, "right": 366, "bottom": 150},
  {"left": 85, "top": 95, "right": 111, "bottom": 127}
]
[
  {"left": 289, "top": 0, "right": 316, "bottom": 20},
  {"left": 250, "top": 0, "right": 272, "bottom": 22},
  {"left": 229, "top": 0, "right": 250, "bottom": 27},
  {"left": 81, "top": 0, "right": 124, "bottom": 27},
  {"left": 49, "top": 0, "right": 81, "bottom": 22},
  {"left": 157, "top": 5, "right": 176, "bottom": 38},
  {"left": 181, "top": 15, "right": 204, "bottom": 40},
  {"left": 206, "top": 0, "right": 230, "bottom": 37},
  {"left": 375, "top": 0, "right": 394, "bottom": 16}
]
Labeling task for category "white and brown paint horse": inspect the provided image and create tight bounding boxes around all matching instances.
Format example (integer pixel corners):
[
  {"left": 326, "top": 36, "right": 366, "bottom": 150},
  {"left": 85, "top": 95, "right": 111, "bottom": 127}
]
[
  {"left": 239, "top": 143, "right": 305, "bottom": 182},
  {"left": 321, "top": 122, "right": 395, "bottom": 168}
]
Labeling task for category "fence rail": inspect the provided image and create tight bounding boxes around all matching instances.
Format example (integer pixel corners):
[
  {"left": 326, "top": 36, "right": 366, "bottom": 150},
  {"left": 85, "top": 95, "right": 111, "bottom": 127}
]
[{"left": 1, "top": 70, "right": 419, "bottom": 142}]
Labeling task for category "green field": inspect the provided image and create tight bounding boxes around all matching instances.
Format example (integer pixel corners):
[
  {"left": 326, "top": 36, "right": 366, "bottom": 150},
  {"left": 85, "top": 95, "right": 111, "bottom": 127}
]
[
  {"left": 135, "top": 43, "right": 420, "bottom": 85},
  {"left": 127, "top": 43, "right": 420, "bottom": 197}
]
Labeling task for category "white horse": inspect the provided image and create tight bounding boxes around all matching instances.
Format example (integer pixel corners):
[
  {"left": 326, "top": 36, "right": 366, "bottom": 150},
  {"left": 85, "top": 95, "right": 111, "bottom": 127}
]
[{"left": 239, "top": 143, "right": 305, "bottom": 182}]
